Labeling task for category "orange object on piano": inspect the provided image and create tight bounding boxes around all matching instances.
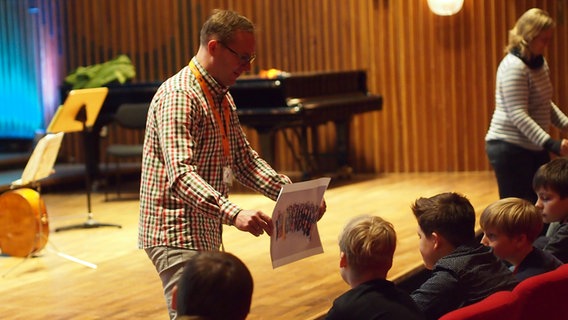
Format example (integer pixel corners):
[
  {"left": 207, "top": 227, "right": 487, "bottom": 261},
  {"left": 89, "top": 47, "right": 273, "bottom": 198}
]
[{"left": 259, "top": 68, "right": 289, "bottom": 78}]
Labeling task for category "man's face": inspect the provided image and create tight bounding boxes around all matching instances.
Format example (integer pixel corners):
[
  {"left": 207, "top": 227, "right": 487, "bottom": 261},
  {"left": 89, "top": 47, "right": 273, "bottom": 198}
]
[
  {"left": 213, "top": 30, "right": 255, "bottom": 86},
  {"left": 535, "top": 187, "right": 568, "bottom": 223},
  {"left": 480, "top": 227, "right": 518, "bottom": 263}
]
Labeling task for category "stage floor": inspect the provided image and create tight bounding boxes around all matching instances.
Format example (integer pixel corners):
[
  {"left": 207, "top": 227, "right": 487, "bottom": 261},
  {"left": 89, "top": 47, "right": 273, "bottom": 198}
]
[{"left": 0, "top": 171, "right": 499, "bottom": 320}]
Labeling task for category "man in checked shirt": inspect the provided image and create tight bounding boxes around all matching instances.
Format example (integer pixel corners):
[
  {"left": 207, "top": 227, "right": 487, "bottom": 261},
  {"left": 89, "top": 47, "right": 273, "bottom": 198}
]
[{"left": 138, "top": 9, "right": 326, "bottom": 319}]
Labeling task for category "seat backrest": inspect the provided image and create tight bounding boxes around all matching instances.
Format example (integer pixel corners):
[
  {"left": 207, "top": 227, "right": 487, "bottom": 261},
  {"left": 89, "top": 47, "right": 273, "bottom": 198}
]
[
  {"left": 514, "top": 263, "right": 568, "bottom": 320},
  {"left": 438, "top": 291, "right": 520, "bottom": 320},
  {"left": 114, "top": 103, "right": 149, "bottom": 129}
]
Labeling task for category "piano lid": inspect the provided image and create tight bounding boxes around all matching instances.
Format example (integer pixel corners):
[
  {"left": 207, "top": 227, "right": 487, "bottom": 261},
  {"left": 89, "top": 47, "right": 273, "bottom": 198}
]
[{"left": 229, "top": 70, "right": 369, "bottom": 110}]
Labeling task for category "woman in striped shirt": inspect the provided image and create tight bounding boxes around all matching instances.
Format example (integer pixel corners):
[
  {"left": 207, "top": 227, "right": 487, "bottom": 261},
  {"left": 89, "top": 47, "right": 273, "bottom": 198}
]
[{"left": 485, "top": 8, "right": 568, "bottom": 205}]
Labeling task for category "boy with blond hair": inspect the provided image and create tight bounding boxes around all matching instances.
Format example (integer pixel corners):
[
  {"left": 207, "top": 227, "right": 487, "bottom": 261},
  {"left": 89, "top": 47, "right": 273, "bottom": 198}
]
[
  {"left": 480, "top": 197, "right": 562, "bottom": 281},
  {"left": 533, "top": 157, "right": 568, "bottom": 263},
  {"left": 326, "top": 215, "right": 424, "bottom": 320}
]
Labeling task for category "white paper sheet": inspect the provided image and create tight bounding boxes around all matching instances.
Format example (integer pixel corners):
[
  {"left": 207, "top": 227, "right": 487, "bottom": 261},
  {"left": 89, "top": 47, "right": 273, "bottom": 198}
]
[
  {"left": 12, "top": 132, "right": 64, "bottom": 186},
  {"left": 270, "top": 177, "right": 331, "bottom": 268}
]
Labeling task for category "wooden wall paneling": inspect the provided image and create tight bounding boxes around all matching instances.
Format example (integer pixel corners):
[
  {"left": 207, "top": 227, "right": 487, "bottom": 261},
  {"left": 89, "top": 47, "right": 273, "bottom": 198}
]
[
  {"left": 289, "top": 0, "right": 301, "bottom": 71},
  {"left": 354, "top": 1, "right": 376, "bottom": 172},
  {"left": 108, "top": 1, "right": 119, "bottom": 62},
  {"left": 151, "top": 0, "right": 161, "bottom": 77},
  {"left": 272, "top": 0, "right": 290, "bottom": 70},
  {"left": 469, "top": 1, "right": 488, "bottom": 171},
  {"left": 409, "top": 2, "right": 425, "bottom": 172},
  {"left": 49, "top": 0, "right": 568, "bottom": 174},
  {"left": 255, "top": 0, "right": 272, "bottom": 71},
  {"left": 354, "top": 0, "right": 378, "bottom": 172},
  {"left": 65, "top": 1, "right": 76, "bottom": 72},
  {"left": 293, "top": 0, "right": 305, "bottom": 71},
  {"left": 408, "top": 2, "right": 424, "bottom": 172},
  {"left": 433, "top": 16, "right": 451, "bottom": 172},
  {"left": 95, "top": 1, "right": 107, "bottom": 60},
  {"left": 319, "top": 1, "right": 331, "bottom": 70},
  {"left": 549, "top": 1, "right": 568, "bottom": 117},
  {"left": 378, "top": 0, "right": 398, "bottom": 173},
  {"left": 370, "top": 0, "right": 388, "bottom": 173},
  {"left": 305, "top": 0, "right": 317, "bottom": 71},
  {"left": 395, "top": 1, "right": 412, "bottom": 172},
  {"left": 455, "top": 12, "right": 470, "bottom": 171},
  {"left": 122, "top": 0, "right": 135, "bottom": 74},
  {"left": 136, "top": 0, "right": 148, "bottom": 80},
  {"left": 174, "top": 0, "right": 185, "bottom": 71}
]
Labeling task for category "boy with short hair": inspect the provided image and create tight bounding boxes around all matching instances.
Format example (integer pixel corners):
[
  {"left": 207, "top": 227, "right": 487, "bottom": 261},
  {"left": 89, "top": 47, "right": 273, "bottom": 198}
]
[
  {"left": 533, "top": 157, "right": 568, "bottom": 263},
  {"left": 326, "top": 215, "right": 424, "bottom": 320},
  {"left": 410, "top": 192, "right": 517, "bottom": 320},
  {"left": 172, "top": 251, "right": 253, "bottom": 320},
  {"left": 480, "top": 197, "right": 562, "bottom": 281}
]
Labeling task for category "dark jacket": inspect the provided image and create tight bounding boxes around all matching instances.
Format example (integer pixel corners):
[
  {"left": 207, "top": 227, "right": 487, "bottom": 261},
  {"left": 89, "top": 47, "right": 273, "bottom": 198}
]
[
  {"left": 411, "top": 242, "right": 518, "bottom": 320},
  {"left": 326, "top": 278, "right": 425, "bottom": 320}
]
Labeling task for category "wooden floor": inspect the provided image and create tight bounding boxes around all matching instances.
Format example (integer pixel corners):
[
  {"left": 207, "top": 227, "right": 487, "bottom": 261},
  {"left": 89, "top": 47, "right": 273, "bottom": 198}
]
[{"left": 0, "top": 171, "right": 499, "bottom": 320}]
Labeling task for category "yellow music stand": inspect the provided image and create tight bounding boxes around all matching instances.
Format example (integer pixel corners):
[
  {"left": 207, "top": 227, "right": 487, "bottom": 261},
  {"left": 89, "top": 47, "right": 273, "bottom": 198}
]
[{"left": 47, "top": 87, "right": 122, "bottom": 232}]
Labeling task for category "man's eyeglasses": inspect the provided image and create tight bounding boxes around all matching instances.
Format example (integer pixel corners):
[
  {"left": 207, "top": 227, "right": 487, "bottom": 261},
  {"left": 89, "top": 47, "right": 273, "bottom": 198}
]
[{"left": 219, "top": 42, "right": 256, "bottom": 65}]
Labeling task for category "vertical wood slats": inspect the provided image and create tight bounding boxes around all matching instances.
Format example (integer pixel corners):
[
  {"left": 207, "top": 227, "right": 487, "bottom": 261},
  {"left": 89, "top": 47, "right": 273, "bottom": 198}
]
[{"left": 50, "top": 0, "right": 568, "bottom": 173}]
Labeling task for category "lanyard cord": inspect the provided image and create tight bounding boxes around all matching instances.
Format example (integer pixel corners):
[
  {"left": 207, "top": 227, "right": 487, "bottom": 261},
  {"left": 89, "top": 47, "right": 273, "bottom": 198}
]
[
  {"left": 188, "top": 61, "right": 231, "bottom": 159},
  {"left": 189, "top": 61, "right": 233, "bottom": 251}
]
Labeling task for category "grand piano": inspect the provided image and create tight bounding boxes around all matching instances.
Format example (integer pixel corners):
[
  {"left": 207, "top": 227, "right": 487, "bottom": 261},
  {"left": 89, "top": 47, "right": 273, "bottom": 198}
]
[
  {"left": 76, "top": 70, "right": 382, "bottom": 180},
  {"left": 231, "top": 70, "right": 382, "bottom": 177}
]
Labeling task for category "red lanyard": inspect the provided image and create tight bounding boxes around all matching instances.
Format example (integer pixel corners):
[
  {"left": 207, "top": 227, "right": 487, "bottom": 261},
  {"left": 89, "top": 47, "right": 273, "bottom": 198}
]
[{"left": 189, "top": 61, "right": 231, "bottom": 159}]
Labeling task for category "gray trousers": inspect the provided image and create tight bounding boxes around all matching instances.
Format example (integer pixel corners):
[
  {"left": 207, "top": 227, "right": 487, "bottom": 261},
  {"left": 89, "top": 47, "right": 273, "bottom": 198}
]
[{"left": 145, "top": 246, "right": 198, "bottom": 320}]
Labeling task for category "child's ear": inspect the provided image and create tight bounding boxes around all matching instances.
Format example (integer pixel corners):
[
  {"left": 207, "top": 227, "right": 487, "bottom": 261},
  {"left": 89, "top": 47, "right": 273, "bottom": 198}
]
[
  {"left": 512, "top": 233, "right": 528, "bottom": 247},
  {"left": 431, "top": 232, "right": 441, "bottom": 249},
  {"left": 339, "top": 251, "right": 347, "bottom": 268}
]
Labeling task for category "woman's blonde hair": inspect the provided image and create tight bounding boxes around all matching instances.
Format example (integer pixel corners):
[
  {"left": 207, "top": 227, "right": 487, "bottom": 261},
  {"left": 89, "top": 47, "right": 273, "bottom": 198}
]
[{"left": 506, "top": 8, "right": 555, "bottom": 59}]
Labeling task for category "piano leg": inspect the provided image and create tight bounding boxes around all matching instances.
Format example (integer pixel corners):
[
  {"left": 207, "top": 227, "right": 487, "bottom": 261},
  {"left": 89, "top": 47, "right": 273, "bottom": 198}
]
[
  {"left": 255, "top": 126, "right": 315, "bottom": 180},
  {"left": 298, "top": 126, "right": 315, "bottom": 179},
  {"left": 334, "top": 119, "right": 353, "bottom": 179},
  {"left": 256, "top": 129, "right": 275, "bottom": 166}
]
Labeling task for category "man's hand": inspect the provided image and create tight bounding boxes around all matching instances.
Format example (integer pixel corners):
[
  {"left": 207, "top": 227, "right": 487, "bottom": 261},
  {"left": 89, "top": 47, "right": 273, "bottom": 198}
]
[
  {"left": 317, "top": 199, "right": 327, "bottom": 221},
  {"left": 234, "top": 209, "right": 273, "bottom": 237},
  {"left": 561, "top": 139, "right": 568, "bottom": 156}
]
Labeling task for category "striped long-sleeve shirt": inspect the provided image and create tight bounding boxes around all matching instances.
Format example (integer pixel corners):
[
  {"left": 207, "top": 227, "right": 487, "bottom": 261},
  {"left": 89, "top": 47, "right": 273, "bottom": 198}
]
[
  {"left": 485, "top": 53, "right": 568, "bottom": 151},
  {"left": 138, "top": 58, "right": 291, "bottom": 251}
]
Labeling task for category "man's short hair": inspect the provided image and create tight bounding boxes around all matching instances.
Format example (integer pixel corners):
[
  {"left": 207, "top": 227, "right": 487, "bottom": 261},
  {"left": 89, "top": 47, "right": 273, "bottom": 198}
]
[
  {"left": 339, "top": 215, "right": 396, "bottom": 274},
  {"left": 412, "top": 192, "right": 476, "bottom": 247},
  {"left": 533, "top": 157, "right": 568, "bottom": 198},
  {"left": 176, "top": 251, "right": 253, "bottom": 320},
  {"left": 200, "top": 9, "right": 255, "bottom": 46},
  {"left": 480, "top": 197, "right": 543, "bottom": 242}
]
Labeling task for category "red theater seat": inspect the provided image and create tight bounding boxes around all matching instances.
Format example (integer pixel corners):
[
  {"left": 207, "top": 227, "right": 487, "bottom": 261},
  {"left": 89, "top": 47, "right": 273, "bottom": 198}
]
[
  {"left": 515, "top": 263, "right": 568, "bottom": 320},
  {"left": 438, "top": 291, "right": 519, "bottom": 320},
  {"left": 440, "top": 264, "right": 568, "bottom": 320}
]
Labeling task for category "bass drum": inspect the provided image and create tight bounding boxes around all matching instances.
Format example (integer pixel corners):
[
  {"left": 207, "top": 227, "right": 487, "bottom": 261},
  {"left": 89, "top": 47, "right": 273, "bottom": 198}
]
[{"left": 0, "top": 188, "right": 49, "bottom": 257}]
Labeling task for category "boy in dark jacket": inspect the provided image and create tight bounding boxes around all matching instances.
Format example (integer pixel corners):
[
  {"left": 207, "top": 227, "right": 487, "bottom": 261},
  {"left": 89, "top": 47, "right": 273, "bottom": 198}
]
[{"left": 410, "top": 192, "right": 518, "bottom": 320}]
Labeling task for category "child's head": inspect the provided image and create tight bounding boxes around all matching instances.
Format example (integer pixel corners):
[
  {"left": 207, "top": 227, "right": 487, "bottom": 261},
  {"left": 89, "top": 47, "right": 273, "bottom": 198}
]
[
  {"left": 412, "top": 192, "right": 476, "bottom": 269},
  {"left": 338, "top": 215, "right": 396, "bottom": 287},
  {"left": 533, "top": 158, "right": 568, "bottom": 223},
  {"left": 173, "top": 251, "right": 253, "bottom": 320},
  {"left": 480, "top": 197, "right": 542, "bottom": 265}
]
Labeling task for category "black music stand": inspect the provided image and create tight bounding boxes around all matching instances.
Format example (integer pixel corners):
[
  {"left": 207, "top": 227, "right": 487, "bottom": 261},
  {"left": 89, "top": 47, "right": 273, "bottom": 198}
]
[{"left": 47, "top": 87, "right": 122, "bottom": 231}]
